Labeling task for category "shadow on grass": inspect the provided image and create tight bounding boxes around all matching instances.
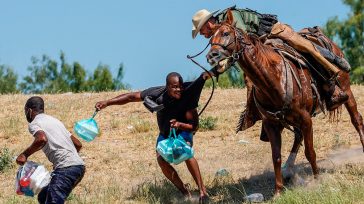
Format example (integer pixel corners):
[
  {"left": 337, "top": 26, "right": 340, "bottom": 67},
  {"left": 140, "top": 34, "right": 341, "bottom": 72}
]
[
  {"left": 127, "top": 162, "right": 337, "bottom": 203},
  {"left": 127, "top": 179, "right": 188, "bottom": 204}
]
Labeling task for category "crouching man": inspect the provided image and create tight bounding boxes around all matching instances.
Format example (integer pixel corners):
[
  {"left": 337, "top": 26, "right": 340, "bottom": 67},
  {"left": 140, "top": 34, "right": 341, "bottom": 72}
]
[{"left": 16, "top": 96, "right": 85, "bottom": 204}]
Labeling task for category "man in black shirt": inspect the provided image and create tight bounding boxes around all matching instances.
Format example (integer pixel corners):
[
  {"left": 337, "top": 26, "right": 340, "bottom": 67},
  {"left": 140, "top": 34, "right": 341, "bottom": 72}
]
[{"left": 95, "top": 72, "right": 211, "bottom": 201}]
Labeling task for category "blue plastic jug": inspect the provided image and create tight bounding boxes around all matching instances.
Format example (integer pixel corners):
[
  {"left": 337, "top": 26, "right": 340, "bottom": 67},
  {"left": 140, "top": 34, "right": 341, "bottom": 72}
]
[
  {"left": 156, "top": 137, "right": 174, "bottom": 163},
  {"left": 74, "top": 111, "right": 100, "bottom": 142},
  {"left": 156, "top": 128, "right": 194, "bottom": 165}
]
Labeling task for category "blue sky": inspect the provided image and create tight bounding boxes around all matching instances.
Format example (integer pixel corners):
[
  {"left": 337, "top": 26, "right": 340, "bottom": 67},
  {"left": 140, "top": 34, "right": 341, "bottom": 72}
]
[{"left": 0, "top": 0, "right": 350, "bottom": 89}]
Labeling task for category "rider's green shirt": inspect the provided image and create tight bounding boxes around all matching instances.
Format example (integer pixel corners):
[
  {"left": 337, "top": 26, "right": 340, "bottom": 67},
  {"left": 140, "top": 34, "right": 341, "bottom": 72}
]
[
  {"left": 216, "top": 8, "right": 260, "bottom": 34},
  {"left": 215, "top": 7, "right": 278, "bottom": 36}
]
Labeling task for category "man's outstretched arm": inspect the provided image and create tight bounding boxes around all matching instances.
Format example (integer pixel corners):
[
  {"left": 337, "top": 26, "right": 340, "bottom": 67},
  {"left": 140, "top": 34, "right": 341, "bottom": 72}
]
[{"left": 95, "top": 92, "right": 142, "bottom": 111}]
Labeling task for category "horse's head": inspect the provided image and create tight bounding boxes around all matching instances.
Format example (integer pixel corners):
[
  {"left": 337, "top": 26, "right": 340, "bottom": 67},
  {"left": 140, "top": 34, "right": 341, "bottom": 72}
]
[{"left": 206, "top": 10, "right": 248, "bottom": 74}]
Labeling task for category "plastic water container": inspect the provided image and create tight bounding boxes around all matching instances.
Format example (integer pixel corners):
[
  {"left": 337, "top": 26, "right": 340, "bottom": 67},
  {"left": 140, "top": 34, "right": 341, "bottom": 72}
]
[
  {"left": 215, "top": 168, "right": 229, "bottom": 177},
  {"left": 156, "top": 130, "right": 194, "bottom": 165},
  {"left": 74, "top": 111, "right": 99, "bottom": 142},
  {"left": 15, "top": 161, "right": 51, "bottom": 197},
  {"left": 171, "top": 136, "right": 194, "bottom": 165},
  {"left": 157, "top": 138, "right": 174, "bottom": 163},
  {"left": 245, "top": 193, "right": 264, "bottom": 203}
]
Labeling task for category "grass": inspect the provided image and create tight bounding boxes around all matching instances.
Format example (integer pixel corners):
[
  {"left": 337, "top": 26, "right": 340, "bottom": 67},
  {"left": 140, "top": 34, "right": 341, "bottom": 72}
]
[
  {"left": 1, "top": 86, "right": 364, "bottom": 203},
  {"left": 132, "top": 120, "right": 154, "bottom": 133},
  {"left": 199, "top": 116, "right": 218, "bottom": 131},
  {"left": 0, "top": 147, "right": 14, "bottom": 172},
  {"left": 275, "top": 164, "right": 364, "bottom": 204}
]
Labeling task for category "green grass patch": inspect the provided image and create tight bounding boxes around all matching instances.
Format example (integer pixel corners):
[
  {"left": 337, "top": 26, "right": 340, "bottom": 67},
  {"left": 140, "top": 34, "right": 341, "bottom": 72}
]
[
  {"left": 275, "top": 165, "right": 364, "bottom": 204},
  {"left": 0, "top": 148, "right": 14, "bottom": 173},
  {"left": 199, "top": 116, "right": 218, "bottom": 131}
]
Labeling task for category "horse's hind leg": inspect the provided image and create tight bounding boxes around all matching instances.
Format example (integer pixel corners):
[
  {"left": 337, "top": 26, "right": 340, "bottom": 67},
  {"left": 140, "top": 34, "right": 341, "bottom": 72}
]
[
  {"left": 283, "top": 128, "right": 303, "bottom": 179},
  {"left": 344, "top": 88, "right": 364, "bottom": 151}
]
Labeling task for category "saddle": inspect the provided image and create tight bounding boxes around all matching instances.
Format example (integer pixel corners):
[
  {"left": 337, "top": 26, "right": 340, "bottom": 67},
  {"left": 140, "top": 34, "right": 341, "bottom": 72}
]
[{"left": 299, "top": 26, "right": 350, "bottom": 72}]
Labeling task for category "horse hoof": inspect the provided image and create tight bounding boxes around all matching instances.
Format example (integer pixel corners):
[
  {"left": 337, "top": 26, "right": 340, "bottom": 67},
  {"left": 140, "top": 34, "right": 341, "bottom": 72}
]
[{"left": 272, "top": 192, "right": 281, "bottom": 200}]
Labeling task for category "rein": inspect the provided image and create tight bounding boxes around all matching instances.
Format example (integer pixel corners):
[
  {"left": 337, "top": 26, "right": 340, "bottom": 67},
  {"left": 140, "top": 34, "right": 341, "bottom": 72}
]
[{"left": 187, "top": 41, "right": 215, "bottom": 116}]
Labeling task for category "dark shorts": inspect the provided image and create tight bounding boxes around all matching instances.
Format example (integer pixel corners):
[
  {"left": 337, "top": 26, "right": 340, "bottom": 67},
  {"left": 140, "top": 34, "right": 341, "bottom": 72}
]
[
  {"left": 38, "top": 165, "right": 85, "bottom": 204},
  {"left": 156, "top": 131, "right": 193, "bottom": 148}
]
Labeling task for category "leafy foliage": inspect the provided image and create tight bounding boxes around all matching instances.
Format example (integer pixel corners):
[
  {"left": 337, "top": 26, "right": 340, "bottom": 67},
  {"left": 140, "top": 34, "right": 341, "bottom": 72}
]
[
  {"left": 324, "top": 0, "right": 364, "bottom": 82},
  {"left": 19, "top": 52, "right": 128, "bottom": 93},
  {"left": 351, "top": 66, "right": 364, "bottom": 83},
  {"left": 205, "top": 67, "right": 245, "bottom": 88},
  {"left": 89, "top": 64, "right": 115, "bottom": 92},
  {"left": 0, "top": 148, "right": 13, "bottom": 172},
  {"left": 0, "top": 65, "right": 18, "bottom": 94},
  {"left": 199, "top": 116, "right": 218, "bottom": 131}
]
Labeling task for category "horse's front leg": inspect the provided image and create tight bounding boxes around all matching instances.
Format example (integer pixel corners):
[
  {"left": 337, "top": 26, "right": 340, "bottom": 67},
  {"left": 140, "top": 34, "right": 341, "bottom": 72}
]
[
  {"left": 263, "top": 120, "right": 284, "bottom": 195},
  {"left": 301, "top": 112, "right": 319, "bottom": 177},
  {"left": 283, "top": 127, "right": 302, "bottom": 179}
]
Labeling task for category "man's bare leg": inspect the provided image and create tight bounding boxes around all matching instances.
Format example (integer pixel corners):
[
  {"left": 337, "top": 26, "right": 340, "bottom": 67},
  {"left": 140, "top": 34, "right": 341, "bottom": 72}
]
[
  {"left": 157, "top": 155, "right": 191, "bottom": 197},
  {"left": 185, "top": 157, "right": 208, "bottom": 201}
]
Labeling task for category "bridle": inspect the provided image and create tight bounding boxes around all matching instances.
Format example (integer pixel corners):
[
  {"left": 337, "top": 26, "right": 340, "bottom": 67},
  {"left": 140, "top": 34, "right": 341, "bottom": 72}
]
[
  {"left": 209, "top": 23, "right": 251, "bottom": 70},
  {"left": 186, "top": 24, "right": 250, "bottom": 117}
]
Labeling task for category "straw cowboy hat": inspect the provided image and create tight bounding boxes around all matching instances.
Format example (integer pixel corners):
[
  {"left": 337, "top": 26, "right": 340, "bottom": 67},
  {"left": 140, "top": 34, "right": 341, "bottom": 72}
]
[{"left": 192, "top": 9, "right": 219, "bottom": 39}]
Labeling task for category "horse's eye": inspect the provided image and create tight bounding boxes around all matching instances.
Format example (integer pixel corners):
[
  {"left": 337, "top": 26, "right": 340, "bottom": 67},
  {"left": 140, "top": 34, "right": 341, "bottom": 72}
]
[{"left": 223, "top": 32, "right": 230, "bottom": 37}]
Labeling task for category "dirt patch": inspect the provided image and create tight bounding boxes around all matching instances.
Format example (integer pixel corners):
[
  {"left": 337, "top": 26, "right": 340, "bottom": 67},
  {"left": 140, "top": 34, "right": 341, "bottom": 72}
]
[{"left": 319, "top": 145, "right": 364, "bottom": 169}]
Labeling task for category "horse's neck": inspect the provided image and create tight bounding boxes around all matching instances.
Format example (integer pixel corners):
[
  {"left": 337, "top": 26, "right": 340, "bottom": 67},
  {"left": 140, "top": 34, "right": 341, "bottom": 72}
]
[{"left": 238, "top": 41, "right": 285, "bottom": 103}]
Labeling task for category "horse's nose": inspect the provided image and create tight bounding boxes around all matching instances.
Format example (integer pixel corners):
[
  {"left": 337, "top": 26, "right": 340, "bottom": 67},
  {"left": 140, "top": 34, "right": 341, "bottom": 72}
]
[{"left": 207, "top": 50, "right": 222, "bottom": 66}]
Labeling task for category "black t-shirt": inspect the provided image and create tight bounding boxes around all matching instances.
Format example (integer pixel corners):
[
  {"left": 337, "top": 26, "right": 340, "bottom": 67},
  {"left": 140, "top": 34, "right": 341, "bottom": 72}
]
[{"left": 140, "top": 74, "right": 206, "bottom": 136}]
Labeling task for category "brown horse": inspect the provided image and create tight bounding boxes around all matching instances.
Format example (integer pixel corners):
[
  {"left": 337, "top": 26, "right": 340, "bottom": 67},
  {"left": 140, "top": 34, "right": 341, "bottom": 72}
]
[{"left": 206, "top": 10, "right": 364, "bottom": 195}]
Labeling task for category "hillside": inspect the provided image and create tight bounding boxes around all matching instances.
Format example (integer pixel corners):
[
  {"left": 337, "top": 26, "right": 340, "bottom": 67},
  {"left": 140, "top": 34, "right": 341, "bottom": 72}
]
[{"left": 1, "top": 86, "right": 364, "bottom": 203}]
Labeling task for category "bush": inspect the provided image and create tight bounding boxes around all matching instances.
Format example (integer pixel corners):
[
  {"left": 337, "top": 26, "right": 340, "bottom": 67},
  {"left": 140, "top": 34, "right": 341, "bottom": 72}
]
[
  {"left": 204, "top": 67, "right": 245, "bottom": 88},
  {"left": 199, "top": 116, "right": 218, "bottom": 131},
  {"left": 132, "top": 120, "right": 153, "bottom": 133},
  {"left": 351, "top": 66, "right": 364, "bottom": 84},
  {"left": 0, "top": 148, "right": 13, "bottom": 172}
]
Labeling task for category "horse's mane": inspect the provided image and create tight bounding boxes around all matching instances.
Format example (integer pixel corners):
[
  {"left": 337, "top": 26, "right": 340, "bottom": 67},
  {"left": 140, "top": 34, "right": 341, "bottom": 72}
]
[{"left": 246, "top": 34, "right": 281, "bottom": 69}]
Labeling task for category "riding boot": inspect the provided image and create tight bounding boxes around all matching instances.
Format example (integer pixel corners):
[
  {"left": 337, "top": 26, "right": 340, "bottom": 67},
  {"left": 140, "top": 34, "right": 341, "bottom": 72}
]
[
  {"left": 325, "top": 80, "right": 349, "bottom": 111},
  {"left": 313, "top": 44, "right": 351, "bottom": 72},
  {"left": 269, "top": 22, "right": 341, "bottom": 75}
]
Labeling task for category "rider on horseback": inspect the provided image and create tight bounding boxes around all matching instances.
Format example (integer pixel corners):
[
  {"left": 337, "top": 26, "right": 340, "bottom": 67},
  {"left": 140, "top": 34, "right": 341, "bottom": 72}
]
[{"left": 192, "top": 6, "right": 351, "bottom": 135}]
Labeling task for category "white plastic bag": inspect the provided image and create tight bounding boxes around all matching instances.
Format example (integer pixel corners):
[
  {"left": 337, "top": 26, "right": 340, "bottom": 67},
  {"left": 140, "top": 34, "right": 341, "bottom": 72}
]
[
  {"left": 30, "top": 165, "right": 51, "bottom": 194},
  {"left": 15, "top": 161, "right": 51, "bottom": 196}
]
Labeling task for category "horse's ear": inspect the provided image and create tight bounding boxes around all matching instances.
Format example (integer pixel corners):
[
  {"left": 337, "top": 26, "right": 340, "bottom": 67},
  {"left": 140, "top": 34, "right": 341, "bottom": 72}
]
[{"left": 225, "top": 9, "right": 234, "bottom": 25}]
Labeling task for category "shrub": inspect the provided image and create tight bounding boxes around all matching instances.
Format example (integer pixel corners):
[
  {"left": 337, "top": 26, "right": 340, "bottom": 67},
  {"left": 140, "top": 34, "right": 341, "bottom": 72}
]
[
  {"left": 0, "top": 148, "right": 13, "bottom": 172},
  {"left": 199, "top": 116, "right": 218, "bottom": 131},
  {"left": 132, "top": 120, "right": 153, "bottom": 133}
]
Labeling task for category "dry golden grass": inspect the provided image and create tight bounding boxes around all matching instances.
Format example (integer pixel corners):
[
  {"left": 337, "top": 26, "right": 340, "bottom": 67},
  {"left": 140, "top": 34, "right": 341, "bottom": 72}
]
[{"left": 0, "top": 86, "right": 364, "bottom": 203}]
